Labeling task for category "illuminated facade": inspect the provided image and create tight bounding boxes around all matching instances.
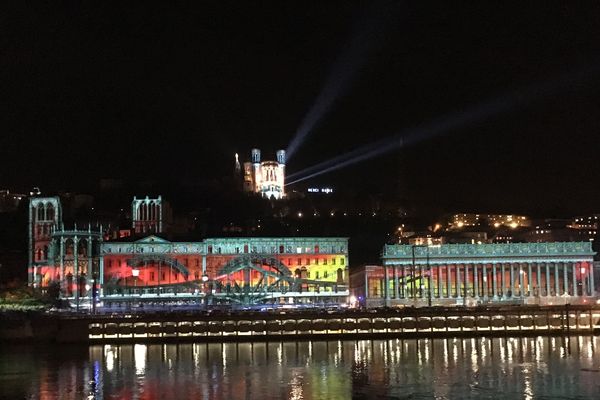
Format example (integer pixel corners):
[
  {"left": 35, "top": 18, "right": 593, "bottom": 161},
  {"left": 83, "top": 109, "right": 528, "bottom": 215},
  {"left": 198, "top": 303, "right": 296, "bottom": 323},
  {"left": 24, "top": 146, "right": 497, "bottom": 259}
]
[
  {"left": 243, "top": 149, "right": 286, "bottom": 199},
  {"left": 28, "top": 196, "right": 349, "bottom": 306},
  {"left": 362, "top": 242, "right": 597, "bottom": 307},
  {"left": 102, "top": 236, "right": 349, "bottom": 305},
  {"left": 132, "top": 196, "right": 164, "bottom": 234}
]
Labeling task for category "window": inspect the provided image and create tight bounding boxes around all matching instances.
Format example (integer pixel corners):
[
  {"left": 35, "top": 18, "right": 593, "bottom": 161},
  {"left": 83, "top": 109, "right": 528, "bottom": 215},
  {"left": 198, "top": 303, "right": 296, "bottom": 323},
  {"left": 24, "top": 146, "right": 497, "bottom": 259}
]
[
  {"left": 324, "top": 271, "right": 328, "bottom": 278},
  {"left": 174, "top": 272, "right": 179, "bottom": 281},
  {"left": 162, "top": 272, "right": 166, "bottom": 281},
  {"left": 150, "top": 272, "right": 155, "bottom": 281},
  {"left": 279, "top": 245, "right": 284, "bottom": 254},
  {"left": 315, "top": 259, "right": 318, "bottom": 265},
  {"left": 297, "top": 258, "right": 302, "bottom": 265},
  {"left": 107, "top": 260, "right": 113, "bottom": 268},
  {"left": 196, "top": 259, "right": 200, "bottom": 267},
  {"left": 340, "top": 258, "right": 345, "bottom": 265},
  {"left": 323, "top": 259, "right": 327, "bottom": 265},
  {"left": 288, "top": 258, "right": 292, "bottom": 265},
  {"left": 332, "top": 258, "right": 336, "bottom": 265},
  {"left": 315, "top": 271, "right": 319, "bottom": 279},
  {"left": 194, "top": 271, "right": 199, "bottom": 280},
  {"left": 306, "top": 258, "right": 310, "bottom": 265},
  {"left": 314, "top": 245, "right": 319, "bottom": 253}
]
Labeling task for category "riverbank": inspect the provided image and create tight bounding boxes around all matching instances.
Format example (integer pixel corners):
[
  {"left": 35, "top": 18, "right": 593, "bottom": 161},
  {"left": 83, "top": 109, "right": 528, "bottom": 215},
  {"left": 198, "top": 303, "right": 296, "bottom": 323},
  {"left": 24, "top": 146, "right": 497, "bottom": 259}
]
[{"left": 2, "top": 305, "right": 600, "bottom": 344}]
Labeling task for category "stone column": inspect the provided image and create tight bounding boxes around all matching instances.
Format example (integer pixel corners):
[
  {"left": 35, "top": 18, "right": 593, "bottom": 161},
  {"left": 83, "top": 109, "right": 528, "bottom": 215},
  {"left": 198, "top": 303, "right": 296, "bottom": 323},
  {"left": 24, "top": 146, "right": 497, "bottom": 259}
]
[
  {"left": 456, "top": 263, "right": 462, "bottom": 299},
  {"left": 554, "top": 262, "right": 559, "bottom": 297},
  {"left": 509, "top": 263, "right": 515, "bottom": 297},
  {"left": 399, "top": 265, "right": 405, "bottom": 298},
  {"left": 464, "top": 264, "right": 470, "bottom": 298},
  {"left": 545, "top": 262, "right": 551, "bottom": 297},
  {"left": 473, "top": 263, "right": 479, "bottom": 299},
  {"left": 527, "top": 262, "right": 532, "bottom": 297},
  {"left": 383, "top": 264, "right": 390, "bottom": 303},
  {"left": 572, "top": 262, "right": 578, "bottom": 297},
  {"left": 436, "top": 264, "right": 442, "bottom": 299},
  {"left": 394, "top": 265, "right": 400, "bottom": 299},
  {"left": 500, "top": 263, "right": 505, "bottom": 297},
  {"left": 517, "top": 263, "right": 524, "bottom": 297},
  {"left": 563, "top": 261, "right": 569, "bottom": 296},
  {"left": 492, "top": 263, "right": 497, "bottom": 298},
  {"left": 445, "top": 264, "right": 450, "bottom": 298},
  {"left": 535, "top": 262, "right": 541, "bottom": 298},
  {"left": 482, "top": 263, "right": 488, "bottom": 299}
]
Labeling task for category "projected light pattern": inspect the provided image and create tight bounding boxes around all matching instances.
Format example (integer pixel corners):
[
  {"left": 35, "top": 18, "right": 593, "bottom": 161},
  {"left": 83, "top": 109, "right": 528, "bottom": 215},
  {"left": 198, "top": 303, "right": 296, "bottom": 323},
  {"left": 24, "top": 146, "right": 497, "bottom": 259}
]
[
  {"left": 286, "top": 3, "right": 401, "bottom": 161},
  {"left": 287, "top": 64, "right": 600, "bottom": 185}
]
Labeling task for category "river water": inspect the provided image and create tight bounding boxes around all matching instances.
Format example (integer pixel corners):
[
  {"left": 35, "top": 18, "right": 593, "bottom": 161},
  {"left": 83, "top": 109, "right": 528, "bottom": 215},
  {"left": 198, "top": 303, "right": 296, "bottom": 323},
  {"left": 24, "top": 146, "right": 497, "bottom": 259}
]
[{"left": 1, "top": 336, "right": 600, "bottom": 399}]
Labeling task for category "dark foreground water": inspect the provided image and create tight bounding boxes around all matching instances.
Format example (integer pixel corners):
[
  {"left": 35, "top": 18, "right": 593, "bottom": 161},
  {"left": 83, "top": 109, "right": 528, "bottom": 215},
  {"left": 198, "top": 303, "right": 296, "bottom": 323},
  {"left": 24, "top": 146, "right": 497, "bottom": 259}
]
[{"left": 1, "top": 336, "right": 600, "bottom": 399}]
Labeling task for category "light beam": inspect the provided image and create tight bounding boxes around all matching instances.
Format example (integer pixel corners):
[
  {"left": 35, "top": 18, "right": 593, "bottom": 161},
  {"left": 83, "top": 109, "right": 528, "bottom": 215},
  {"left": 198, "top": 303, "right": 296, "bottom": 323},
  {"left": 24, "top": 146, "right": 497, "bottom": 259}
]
[
  {"left": 286, "top": 64, "right": 600, "bottom": 185},
  {"left": 286, "top": 3, "right": 401, "bottom": 161}
]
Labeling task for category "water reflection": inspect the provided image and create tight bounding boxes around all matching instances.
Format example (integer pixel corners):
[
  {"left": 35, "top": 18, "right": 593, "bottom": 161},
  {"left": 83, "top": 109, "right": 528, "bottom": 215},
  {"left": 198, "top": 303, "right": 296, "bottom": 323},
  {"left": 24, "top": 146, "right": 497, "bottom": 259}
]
[{"left": 1, "top": 336, "right": 599, "bottom": 399}]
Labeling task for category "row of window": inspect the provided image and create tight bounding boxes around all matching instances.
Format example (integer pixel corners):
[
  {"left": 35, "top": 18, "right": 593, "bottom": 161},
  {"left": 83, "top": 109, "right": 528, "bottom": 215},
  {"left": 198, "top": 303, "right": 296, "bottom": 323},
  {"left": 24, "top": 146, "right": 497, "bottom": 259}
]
[
  {"left": 208, "top": 244, "right": 346, "bottom": 255},
  {"left": 106, "top": 257, "right": 344, "bottom": 269}
]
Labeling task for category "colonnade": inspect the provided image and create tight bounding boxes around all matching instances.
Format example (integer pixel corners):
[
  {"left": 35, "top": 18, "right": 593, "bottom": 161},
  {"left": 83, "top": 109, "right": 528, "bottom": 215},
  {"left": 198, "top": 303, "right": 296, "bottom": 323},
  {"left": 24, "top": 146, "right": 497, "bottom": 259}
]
[{"left": 375, "top": 261, "right": 595, "bottom": 303}]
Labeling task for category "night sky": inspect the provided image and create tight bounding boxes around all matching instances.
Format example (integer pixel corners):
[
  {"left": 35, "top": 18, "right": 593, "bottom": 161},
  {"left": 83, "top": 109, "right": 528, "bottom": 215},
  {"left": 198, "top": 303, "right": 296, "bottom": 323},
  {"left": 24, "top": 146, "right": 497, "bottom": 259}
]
[{"left": 2, "top": 2, "right": 600, "bottom": 215}]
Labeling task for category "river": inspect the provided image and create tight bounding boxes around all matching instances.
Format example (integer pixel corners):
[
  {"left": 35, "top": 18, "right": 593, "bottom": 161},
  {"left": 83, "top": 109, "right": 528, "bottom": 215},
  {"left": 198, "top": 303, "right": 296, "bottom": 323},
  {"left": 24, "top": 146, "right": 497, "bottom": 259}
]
[{"left": 1, "top": 336, "right": 599, "bottom": 399}]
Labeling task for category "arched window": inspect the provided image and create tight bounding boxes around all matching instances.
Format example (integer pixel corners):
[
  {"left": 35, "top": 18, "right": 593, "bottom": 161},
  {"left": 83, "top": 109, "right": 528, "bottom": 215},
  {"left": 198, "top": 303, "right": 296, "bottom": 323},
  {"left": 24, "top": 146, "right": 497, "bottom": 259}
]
[
  {"left": 46, "top": 204, "right": 54, "bottom": 221},
  {"left": 37, "top": 204, "right": 44, "bottom": 221},
  {"left": 337, "top": 268, "right": 344, "bottom": 283}
]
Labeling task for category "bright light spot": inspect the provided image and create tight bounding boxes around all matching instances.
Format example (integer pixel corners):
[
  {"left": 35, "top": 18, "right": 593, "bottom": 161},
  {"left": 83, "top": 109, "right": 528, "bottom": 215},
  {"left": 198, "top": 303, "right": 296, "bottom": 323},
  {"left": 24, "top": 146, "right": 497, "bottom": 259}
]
[
  {"left": 494, "top": 222, "right": 501, "bottom": 228},
  {"left": 457, "top": 222, "right": 464, "bottom": 228},
  {"left": 581, "top": 267, "right": 586, "bottom": 274},
  {"left": 510, "top": 222, "right": 518, "bottom": 228},
  {"left": 297, "top": 212, "right": 303, "bottom": 218}
]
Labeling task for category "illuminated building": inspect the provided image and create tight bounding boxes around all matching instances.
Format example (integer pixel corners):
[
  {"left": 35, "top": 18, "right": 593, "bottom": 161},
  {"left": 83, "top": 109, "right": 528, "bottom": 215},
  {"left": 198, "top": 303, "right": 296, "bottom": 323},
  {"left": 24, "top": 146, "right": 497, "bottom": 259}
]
[
  {"left": 243, "top": 148, "right": 286, "bottom": 199},
  {"left": 359, "top": 242, "right": 597, "bottom": 308},
  {"left": 132, "top": 196, "right": 166, "bottom": 234},
  {"left": 27, "top": 196, "right": 349, "bottom": 307}
]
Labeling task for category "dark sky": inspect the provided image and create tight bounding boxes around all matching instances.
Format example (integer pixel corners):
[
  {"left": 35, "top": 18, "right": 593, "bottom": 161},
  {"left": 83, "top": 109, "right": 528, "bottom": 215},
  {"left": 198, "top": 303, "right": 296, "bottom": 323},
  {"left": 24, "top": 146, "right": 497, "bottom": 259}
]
[{"left": 1, "top": 2, "right": 600, "bottom": 215}]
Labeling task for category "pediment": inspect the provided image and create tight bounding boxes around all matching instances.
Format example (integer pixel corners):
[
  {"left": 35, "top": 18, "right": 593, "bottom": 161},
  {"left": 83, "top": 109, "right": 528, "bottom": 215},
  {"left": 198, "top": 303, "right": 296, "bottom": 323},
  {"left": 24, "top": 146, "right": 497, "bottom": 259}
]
[{"left": 135, "top": 235, "right": 170, "bottom": 244}]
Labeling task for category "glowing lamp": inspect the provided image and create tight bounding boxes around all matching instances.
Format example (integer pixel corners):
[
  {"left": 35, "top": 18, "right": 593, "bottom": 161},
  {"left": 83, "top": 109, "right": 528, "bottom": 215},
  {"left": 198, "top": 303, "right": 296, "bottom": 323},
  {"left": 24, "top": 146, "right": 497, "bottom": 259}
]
[
  {"left": 581, "top": 267, "right": 586, "bottom": 274},
  {"left": 202, "top": 274, "right": 209, "bottom": 282},
  {"left": 131, "top": 268, "right": 140, "bottom": 278}
]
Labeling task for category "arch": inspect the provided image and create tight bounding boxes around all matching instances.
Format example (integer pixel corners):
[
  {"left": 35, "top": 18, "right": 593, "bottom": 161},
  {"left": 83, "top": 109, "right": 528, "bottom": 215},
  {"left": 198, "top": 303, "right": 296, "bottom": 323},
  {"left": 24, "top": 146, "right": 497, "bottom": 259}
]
[
  {"left": 46, "top": 204, "right": 54, "bottom": 221},
  {"left": 337, "top": 268, "right": 344, "bottom": 283},
  {"left": 78, "top": 239, "right": 88, "bottom": 257},
  {"left": 35, "top": 247, "right": 43, "bottom": 261},
  {"left": 37, "top": 204, "right": 45, "bottom": 221},
  {"left": 65, "top": 238, "right": 75, "bottom": 256}
]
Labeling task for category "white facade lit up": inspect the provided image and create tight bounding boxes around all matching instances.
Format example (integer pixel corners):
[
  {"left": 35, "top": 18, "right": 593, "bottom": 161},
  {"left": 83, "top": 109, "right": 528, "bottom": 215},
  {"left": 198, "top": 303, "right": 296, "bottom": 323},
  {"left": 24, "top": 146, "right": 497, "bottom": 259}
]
[{"left": 243, "top": 149, "right": 286, "bottom": 199}]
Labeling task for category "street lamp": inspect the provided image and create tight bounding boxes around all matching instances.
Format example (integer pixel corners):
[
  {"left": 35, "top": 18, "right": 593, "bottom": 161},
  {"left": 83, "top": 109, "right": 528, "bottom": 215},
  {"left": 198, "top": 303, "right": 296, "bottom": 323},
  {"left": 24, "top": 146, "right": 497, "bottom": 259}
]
[
  {"left": 202, "top": 273, "right": 209, "bottom": 309},
  {"left": 132, "top": 268, "right": 139, "bottom": 310}
]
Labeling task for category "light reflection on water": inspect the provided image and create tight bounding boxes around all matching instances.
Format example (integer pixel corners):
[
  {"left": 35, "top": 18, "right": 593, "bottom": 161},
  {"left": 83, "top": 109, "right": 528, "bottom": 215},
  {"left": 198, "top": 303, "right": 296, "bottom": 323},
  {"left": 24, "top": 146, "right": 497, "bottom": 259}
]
[{"left": 1, "top": 336, "right": 600, "bottom": 399}]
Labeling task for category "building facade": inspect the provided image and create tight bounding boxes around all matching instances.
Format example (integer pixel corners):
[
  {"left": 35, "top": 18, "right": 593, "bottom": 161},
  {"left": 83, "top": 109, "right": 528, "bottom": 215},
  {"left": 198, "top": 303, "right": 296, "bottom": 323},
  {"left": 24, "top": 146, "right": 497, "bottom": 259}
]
[
  {"left": 243, "top": 148, "right": 286, "bottom": 199},
  {"left": 28, "top": 196, "right": 348, "bottom": 307},
  {"left": 362, "top": 242, "right": 597, "bottom": 308},
  {"left": 102, "top": 236, "right": 349, "bottom": 305}
]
